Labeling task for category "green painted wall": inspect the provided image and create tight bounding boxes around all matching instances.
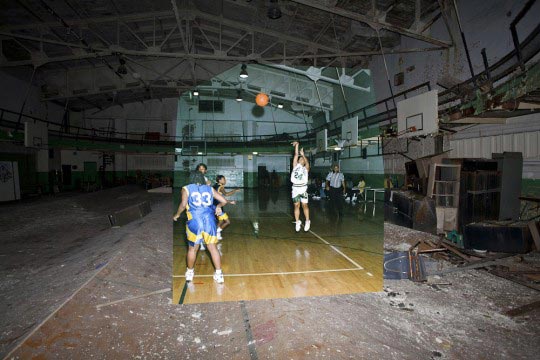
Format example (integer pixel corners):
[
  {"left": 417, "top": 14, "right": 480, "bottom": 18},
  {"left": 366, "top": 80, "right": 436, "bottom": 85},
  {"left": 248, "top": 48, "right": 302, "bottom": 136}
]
[
  {"left": 243, "top": 172, "right": 258, "bottom": 188},
  {"left": 53, "top": 169, "right": 174, "bottom": 191},
  {"left": 173, "top": 171, "right": 190, "bottom": 188},
  {"left": 522, "top": 179, "right": 540, "bottom": 197}
]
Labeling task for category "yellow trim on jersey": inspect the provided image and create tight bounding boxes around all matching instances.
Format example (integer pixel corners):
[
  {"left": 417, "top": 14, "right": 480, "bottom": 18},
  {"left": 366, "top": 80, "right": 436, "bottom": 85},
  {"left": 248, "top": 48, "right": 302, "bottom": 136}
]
[
  {"left": 217, "top": 212, "right": 229, "bottom": 221},
  {"left": 183, "top": 186, "right": 193, "bottom": 220},
  {"left": 186, "top": 226, "right": 218, "bottom": 244}
]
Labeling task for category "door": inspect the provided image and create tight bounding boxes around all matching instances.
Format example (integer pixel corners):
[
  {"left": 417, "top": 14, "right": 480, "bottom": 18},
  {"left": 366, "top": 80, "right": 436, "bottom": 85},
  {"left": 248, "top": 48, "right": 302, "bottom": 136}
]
[
  {"left": 84, "top": 161, "right": 98, "bottom": 182},
  {"left": 61, "top": 165, "right": 72, "bottom": 186},
  {"left": 258, "top": 165, "right": 269, "bottom": 187}
]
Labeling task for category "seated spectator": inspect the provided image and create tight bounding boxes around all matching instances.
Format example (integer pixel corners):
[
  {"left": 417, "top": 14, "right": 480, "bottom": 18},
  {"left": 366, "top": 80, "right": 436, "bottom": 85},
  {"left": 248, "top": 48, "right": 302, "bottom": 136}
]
[
  {"left": 346, "top": 176, "right": 366, "bottom": 203},
  {"left": 384, "top": 176, "right": 394, "bottom": 189},
  {"left": 307, "top": 178, "right": 319, "bottom": 198}
]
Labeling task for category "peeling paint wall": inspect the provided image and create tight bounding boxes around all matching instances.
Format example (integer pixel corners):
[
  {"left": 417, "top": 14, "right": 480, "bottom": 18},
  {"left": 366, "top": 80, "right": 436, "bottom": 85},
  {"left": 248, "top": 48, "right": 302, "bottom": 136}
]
[
  {"left": 448, "top": 114, "right": 540, "bottom": 179},
  {"left": 370, "top": 0, "right": 540, "bottom": 184},
  {"left": 370, "top": 0, "right": 540, "bottom": 99},
  {"left": 0, "top": 69, "right": 64, "bottom": 122},
  {"left": 80, "top": 98, "right": 178, "bottom": 140}
]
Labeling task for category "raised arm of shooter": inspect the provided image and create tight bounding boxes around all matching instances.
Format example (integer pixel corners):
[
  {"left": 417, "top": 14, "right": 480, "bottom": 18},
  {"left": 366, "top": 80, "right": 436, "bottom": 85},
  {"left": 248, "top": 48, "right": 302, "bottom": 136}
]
[
  {"left": 300, "top": 147, "right": 310, "bottom": 172},
  {"left": 292, "top": 141, "right": 299, "bottom": 167}
]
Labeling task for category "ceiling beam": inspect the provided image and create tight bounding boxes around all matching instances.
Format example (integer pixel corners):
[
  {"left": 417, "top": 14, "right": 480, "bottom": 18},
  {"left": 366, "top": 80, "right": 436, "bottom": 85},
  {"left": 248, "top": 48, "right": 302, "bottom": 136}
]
[
  {"left": 0, "top": 31, "right": 447, "bottom": 67},
  {"left": 290, "top": 0, "right": 452, "bottom": 48},
  {"left": 2, "top": 8, "right": 348, "bottom": 56},
  {"left": 77, "top": 96, "right": 103, "bottom": 110},
  {"left": 267, "top": 64, "right": 370, "bottom": 92},
  {"left": 43, "top": 83, "right": 190, "bottom": 102},
  {"left": 191, "top": 9, "right": 340, "bottom": 54},
  {"left": 170, "top": 0, "right": 190, "bottom": 54},
  {"left": 0, "top": 10, "right": 174, "bottom": 31}
]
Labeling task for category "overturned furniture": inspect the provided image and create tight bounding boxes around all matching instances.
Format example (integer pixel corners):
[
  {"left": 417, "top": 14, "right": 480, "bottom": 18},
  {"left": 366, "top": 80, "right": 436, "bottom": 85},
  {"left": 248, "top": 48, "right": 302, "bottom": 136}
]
[
  {"left": 387, "top": 152, "right": 532, "bottom": 253},
  {"left": 427, "top": 163, "right": 461, "bottom": 234},
  {"left": 464, "top": 221, "right": 533, "bottom": 253},
  {"left": 108, "top": 201, "right": 152, "bottom": 227}
]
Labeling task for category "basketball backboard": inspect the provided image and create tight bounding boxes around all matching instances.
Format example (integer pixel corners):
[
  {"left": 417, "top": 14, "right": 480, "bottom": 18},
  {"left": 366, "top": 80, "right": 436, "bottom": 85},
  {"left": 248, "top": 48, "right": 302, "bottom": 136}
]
[
  {"left": 397, "top": 90, "right": 438, "bottom": 138},
  {"left": 180, "top": 140, "right": 207, "bottom": 156},
  {"left": 24, "top": 121, "right": 48, "bottom": 148},
  {"left": 341, "top": 116, "right": 359, "bottom": 146},
  {"left": 316, "top": 129, "right": 328, "bottom": 152}
]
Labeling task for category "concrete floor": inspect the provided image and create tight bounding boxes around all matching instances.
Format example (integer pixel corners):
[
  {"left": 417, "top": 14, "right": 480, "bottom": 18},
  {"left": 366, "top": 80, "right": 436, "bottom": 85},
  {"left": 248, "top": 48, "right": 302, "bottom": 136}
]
[{"left": 1, "top": 187, "right": 539, "bottom": 359}]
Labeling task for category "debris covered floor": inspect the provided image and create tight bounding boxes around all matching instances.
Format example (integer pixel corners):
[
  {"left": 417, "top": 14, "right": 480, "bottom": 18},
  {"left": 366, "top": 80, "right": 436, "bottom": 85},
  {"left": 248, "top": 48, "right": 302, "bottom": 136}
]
[{"left": 1, "top": 187, "right": 539, "bottom": 359}]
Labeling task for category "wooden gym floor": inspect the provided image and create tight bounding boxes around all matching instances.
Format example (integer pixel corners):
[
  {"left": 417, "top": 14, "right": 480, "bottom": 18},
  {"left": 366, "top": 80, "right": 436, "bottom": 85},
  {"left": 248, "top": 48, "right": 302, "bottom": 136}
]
[{"left": 173, "top": 189, "right": 384, "bottom": 304}]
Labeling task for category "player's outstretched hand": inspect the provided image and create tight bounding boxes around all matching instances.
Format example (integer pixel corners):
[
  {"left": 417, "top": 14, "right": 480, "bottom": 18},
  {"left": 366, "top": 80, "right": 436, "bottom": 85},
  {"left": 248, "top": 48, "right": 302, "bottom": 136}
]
[
  {"left": 291, "top": 141, "right": 299, "bottom": 147},
  {"left": 300, "top": 148, "right": 305, "bottom": 156},
  {"left": 173, "top": 214, "right": 179, "bottom": 221},
  {"left": 229, "top": 200, "right": 237, "bottom": 205}
]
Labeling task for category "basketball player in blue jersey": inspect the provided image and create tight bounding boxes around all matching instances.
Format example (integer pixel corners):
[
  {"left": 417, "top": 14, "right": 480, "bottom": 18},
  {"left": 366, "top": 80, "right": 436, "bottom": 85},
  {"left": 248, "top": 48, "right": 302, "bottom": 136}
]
[
  {"left": 173, "top": 171, "right": 228, "bottom": 283},
  {"left": 290, "top": 141, "right": 311, "bottom": 232},
  {"left": 213, "top": 175, "right": 240, "bottom": 240}
]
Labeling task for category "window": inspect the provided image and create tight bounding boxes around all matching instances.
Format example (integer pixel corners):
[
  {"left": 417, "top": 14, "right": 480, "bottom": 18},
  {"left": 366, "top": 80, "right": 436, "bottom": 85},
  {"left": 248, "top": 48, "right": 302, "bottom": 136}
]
[{"left": 198, "top": 100, "right": 224, "bottom": 113}]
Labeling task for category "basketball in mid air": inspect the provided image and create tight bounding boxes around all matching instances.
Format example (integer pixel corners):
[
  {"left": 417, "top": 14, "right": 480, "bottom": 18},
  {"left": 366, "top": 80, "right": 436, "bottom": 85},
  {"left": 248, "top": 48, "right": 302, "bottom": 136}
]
[{"left": 255, "top": 93, "right": 269, "bottom": 107}]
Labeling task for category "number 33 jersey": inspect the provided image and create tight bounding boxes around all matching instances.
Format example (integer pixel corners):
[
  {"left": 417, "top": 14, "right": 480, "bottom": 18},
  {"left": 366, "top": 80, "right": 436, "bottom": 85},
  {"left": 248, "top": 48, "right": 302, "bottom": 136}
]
[{"left": 183, "top": 183, "right": 218, "bottom": 245}]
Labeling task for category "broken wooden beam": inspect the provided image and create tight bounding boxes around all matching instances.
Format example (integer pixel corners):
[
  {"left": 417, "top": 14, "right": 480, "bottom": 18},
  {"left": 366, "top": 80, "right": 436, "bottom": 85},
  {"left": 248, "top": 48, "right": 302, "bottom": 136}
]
[{"left": 505, "top": 300, "right": 540, "bottom": 317}]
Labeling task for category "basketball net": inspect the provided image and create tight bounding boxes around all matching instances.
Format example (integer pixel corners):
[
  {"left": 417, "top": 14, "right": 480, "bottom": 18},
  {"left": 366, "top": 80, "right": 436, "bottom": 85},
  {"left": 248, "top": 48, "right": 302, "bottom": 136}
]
[{"left": 396, "top": 126, "right": 417, "bottom": 137}]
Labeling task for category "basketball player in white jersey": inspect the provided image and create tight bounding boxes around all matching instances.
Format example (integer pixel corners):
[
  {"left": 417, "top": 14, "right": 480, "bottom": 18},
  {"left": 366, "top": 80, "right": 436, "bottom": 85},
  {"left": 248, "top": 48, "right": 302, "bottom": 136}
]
[{"left": 290, "top": 141, "right": 311, "bottom": 232}]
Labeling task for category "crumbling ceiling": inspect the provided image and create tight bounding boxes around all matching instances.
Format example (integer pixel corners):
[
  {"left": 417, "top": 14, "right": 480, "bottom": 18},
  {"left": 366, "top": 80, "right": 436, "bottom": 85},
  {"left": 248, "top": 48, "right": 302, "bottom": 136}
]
[{"left": 0, "top": 0, "right": 450, "bottom": 111}]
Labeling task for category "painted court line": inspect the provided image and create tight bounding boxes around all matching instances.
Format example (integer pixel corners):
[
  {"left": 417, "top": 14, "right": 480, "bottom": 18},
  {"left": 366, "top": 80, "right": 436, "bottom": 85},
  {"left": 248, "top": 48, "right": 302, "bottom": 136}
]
[
  {"left": 279, "top": 210, "right": 364, "bottom": 270},
  {"left": 173, "top": 268, "right": 363, "bottom": 278},
  {"left": 308, "top": 229, "right": 364, "bottom": 270},
  {"left": 96, "top": 288, "right": 170, "bottom": 309}
]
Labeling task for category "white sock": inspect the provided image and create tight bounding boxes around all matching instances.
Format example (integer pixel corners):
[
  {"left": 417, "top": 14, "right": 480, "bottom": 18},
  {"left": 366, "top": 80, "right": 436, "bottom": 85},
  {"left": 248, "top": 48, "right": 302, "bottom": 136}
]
[{"left": 215, "top": 269, "right": 222, "bottom": 274}]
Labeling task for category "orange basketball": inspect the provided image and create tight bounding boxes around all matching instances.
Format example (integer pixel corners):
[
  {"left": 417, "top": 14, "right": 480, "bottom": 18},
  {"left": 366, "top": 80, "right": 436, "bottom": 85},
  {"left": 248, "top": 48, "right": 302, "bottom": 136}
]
[{"left": 255, "top": 93, "right": 269, "bottom": 107}]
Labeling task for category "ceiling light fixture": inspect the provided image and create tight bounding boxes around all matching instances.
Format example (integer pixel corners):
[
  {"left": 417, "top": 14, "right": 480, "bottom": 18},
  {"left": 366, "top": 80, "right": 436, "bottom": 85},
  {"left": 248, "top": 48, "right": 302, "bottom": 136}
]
[
  {"left": 277, "top": 103, "right": 284, "bottom": 109},
  {"left": 193, "top": 89, "right": 199, "bottom": 96},
  {"left": 236, "top": 90, "right": 243, "bottom": 102},
  {"left": 267, "top": 0, "right": 282, "bottom": 20},
  {"left": 117, "top": 57, "right": 127, "bottom": 75},
  {"left": 239, "top": 64, "right": 248, "bottom": 79}
]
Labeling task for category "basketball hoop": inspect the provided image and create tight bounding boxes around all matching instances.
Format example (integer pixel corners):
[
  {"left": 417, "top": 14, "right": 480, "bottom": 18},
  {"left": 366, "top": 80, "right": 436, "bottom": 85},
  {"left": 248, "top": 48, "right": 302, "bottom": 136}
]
[
  {"left": 334, "top": 139, "right": 347, "bottom": 151},
  {"left": 396, "top": 90, "right": 438, "bottom": 138},
  {"left": 396, "top": 126, "right": 417, "bottom": 137}
]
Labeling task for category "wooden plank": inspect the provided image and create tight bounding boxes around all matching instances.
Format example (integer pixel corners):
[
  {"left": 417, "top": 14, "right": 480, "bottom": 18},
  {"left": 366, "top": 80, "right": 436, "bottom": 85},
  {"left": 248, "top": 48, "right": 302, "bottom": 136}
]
[
  {"left": 430, "top": 254, "right": 516, "bottom": 276},
  {"left": 439, "top": 240, "right": 477, "bottom": 261},
  {"left": 488, "top": 269, "right": 540, "bottom": 292},
  {"left": 505, "top": 300, "right": 540, "bottom": 317},
  {"left": 528, "top": 221, "right": 540, "bottom": 251},
  {"left": 520, "top": 196, "right": 540, "bottom": 203}
]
